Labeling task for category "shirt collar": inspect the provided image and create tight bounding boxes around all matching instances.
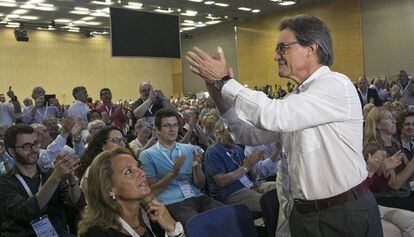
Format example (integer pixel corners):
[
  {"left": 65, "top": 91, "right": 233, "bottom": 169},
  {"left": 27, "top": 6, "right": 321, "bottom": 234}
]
[
  {"left": 9, "top": 164, "right": 46, "bottom": 177},
  {"left": 298, "top": 66, "right": 331, "bottom": 92},
  {"left": 400, "top": 137, "right": 414, "bottom": 150},
  {"left": 157, "top": 141, "right": 179, "bottom": 152},
  {"left": 75, "top": 100, "right": 85, "bottom": 104}
]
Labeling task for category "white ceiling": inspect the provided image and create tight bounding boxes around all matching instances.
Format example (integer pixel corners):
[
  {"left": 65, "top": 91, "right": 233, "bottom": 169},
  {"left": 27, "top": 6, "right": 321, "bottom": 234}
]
[{"left": 0, "top": 0, "right": 327, "bottom": 34}]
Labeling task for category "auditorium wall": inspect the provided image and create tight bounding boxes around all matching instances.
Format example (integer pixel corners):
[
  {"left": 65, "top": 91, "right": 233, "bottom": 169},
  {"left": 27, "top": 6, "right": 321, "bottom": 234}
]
[
  {"left": 361, "top": 0, "right": 414, "bottom": 79},
  {"left": 0, "top": 28, "right": 174, "bottom": 104}
]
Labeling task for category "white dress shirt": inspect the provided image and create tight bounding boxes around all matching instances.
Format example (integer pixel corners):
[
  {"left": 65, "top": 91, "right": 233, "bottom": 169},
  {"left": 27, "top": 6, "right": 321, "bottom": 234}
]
[
  {"left": 221, "top": 66, "right": 367, "bottom": 200},
  {"left": 68, "top": 100, "right": 90, "bottom": 129}
]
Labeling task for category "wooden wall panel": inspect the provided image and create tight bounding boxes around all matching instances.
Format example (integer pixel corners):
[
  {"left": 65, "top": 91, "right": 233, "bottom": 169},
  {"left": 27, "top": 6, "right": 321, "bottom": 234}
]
[
  {"left": 236, "top": 0, "right": 364, "bottom": 88},
  {"left": 0, "top": 28, "right": 173, "bottom": 104}
]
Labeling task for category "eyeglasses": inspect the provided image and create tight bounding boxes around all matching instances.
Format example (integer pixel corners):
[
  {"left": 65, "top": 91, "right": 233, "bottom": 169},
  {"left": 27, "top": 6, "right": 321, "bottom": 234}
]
[
  {"left": 275, "top": 41, "right": 299, "bottom": 56},
  {"left": 15, "top": 142, "right": 41, "bottom": 151},
  {"left": 106, "top": 136, "right": 126, "bottom": 144},
  {"left": 161, "top": 123, "right": 179, "bottom": 129}
]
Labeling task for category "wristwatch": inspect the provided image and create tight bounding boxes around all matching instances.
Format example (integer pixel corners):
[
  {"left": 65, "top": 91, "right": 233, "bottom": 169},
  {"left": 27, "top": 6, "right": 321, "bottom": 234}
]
[
  {"left": 214, "top": 75, "right": 231, "bottom": 91},
  {"left": 166, "top": 222, "right": 184, "bottom": 237}
]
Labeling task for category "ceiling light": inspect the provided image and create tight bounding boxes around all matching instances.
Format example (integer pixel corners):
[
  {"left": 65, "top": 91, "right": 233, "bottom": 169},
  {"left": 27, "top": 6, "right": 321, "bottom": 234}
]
[
  {"left": 238, "top": 7, "right": 251, "bottom": 11},
  {"left": 0, "top": 13, "right": 3, "bottom": 17},
  {"left": 81, "top": 16, "right": 95, "bottom": 21},
  {"left": 73, "top": 20, "right": 86, "bottom": 24},
  {"left": 195, "top": 22, "right": 206, "bottom": 27},
  {"left": 181, "top": 26, "right": 196, "bottom": 31},
  {"left": 68, "top": 29, "right": 80, "bottom": 32},
  {"left": 184, "top": 19, "right": 194, "bottom": 23},
  {"left": 206, "top": 20, "right": 221, "bottom": 25},
  {"left": 181, "top": 10, "right": 197, "bottom": 16},
  {"left": 154, "top": 8, "right": 174, "bottom": 14},
  {"left": 75, "top": 7, "right": 90, "bottom": 11},
  {"left": 84, "top": 21, "right": 101, "bottom": 25},
  {"left": 124, "top": 2, "right": 143, "bottom": 10},
  {"left": 6, "top": 24, "right": 20, "bottom": 28},
  {"left": 12, "top": 9, "right": 29, "bottom": 14},
  {"left": 90, "top": 11, "right": 109, "bottom": 17},
  {"left": 20, "top": 4, "right": 35, "bottom": 9},
  {"left": 6, "top": 14, "right": 20, "bottom": 19},
  {"left": 55, "top": 18, "right": 72, "bottom": 23},
  {"left": 70, "top": 10, "right": 90, "bottom": 15},
  {"left": 214, "top": 2, "right": 229, "bottom": 7},
  {"left": 204, "top": 1, "right": 215, "bottom": 5},
  {"left": 7, "top": 22, "right": 19, "bottom": 25},
  {"left": 181, "top": 22, "right": 195, "bottom": 26},
  {"left": 0, "top": 2, "right": 16, "bottom": 7},
  {"left": 28, "top": 0, "right": 45, "bottom": 3},
  {"left": 35, "top": 4, "right": 56, "bottom": 11},
  {"left": 91, "top": 0, "right": 113, "bottom": 5},
  {"left": 188, "top": 0, "right": 203, "bottom": 2},
  {"left": 278, "top": 0, "right": 296, "bottom": 6},
  {"left": 19, "top": 15, "right": 39, "bottom": 20},
  {"left": 252, "top": 9, "right": 261, "bottom": 13}
]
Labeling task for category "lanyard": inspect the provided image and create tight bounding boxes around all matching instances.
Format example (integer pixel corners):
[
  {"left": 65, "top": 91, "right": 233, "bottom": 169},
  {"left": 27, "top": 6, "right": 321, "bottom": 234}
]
[
  {"left": 157, "top": 142, "right": 181, "bottom": 167},
  {"left": 226, "top": 150, "right": 243, "bottom": 167},
  {"left": 117, "top": 207, "right": 156, "bottom": 237},
  {"left": 118, "top": 217, "right": 140, "bottom": 237},
  {"left": 105, "top": 106, "right": 113, "bottom": 116},
  {"left": 15, "top": 173, "right": 43, "bottom": 197},
  {"left": 36, "top": 106, "right": 49, "bottom": 121}
]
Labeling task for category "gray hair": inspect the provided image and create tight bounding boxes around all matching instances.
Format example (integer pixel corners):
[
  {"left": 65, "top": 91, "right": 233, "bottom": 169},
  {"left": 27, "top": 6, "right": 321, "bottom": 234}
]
[{"left": 279, "top": 15, "right": 333, "bottom": 66}]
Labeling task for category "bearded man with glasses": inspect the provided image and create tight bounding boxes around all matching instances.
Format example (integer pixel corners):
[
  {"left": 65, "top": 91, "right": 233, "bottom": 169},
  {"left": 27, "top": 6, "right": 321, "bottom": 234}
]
[{"left": 0, "top": 124, "right": 85, "bottom": 236}]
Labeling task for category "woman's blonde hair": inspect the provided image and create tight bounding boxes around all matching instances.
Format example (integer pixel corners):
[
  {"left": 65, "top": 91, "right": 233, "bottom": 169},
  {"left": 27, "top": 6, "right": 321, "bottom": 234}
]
[
  {"left": 78, "top": 147, "right": 135, "bottom": 235},
  {"left": 364, "top": 107, "right": 391, "bottom": 147}
]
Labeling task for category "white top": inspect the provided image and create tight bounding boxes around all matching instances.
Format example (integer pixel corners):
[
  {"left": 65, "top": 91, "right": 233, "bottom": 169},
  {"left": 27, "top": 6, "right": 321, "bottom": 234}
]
[
  {"left": 221, "top": 66, "right": 367, "bottom": 200},
  {"left": 0, "top": 102, "right": 14, "bottom": 125},
  {"left": 68, "top": 100, "right": 90, "bottom": 129}
]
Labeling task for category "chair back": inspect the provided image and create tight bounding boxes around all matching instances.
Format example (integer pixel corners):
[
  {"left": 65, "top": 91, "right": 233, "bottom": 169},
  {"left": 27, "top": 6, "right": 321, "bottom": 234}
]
[{"left": 185, "top": 204, "right": 258, "bottom": 237}]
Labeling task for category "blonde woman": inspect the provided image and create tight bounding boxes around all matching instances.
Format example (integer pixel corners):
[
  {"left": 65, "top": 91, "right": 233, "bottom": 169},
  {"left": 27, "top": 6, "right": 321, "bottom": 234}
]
[
  {"left": 78, "top": 147, "right": 184, "bottom": 237},
  {"left": 364, "top": 107, "right": 414, "bottom": 211}
]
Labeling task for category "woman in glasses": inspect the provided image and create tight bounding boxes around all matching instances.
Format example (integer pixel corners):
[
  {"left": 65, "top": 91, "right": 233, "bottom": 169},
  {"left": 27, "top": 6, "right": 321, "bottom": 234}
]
[
  {"left": 78, "top": 147, "right": 184, "bottom": 237},
  {"left": 76, "top": 126, "right": 130, "bottom": 191}
]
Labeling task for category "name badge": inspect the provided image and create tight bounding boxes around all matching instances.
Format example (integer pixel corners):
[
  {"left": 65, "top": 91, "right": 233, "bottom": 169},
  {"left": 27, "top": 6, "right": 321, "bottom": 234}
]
[
  {"left": 178, "top": 181, "right": 195, "bottom": 199},
  {"left": 30, "top": 215, "right": 58, "bottom": 237},
  {"left": 239, "top": 175, "right": 253, "bottom": 189}
]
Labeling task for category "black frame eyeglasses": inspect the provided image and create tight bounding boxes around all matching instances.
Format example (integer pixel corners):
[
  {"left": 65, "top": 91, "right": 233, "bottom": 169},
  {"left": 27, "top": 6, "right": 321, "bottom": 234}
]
[
  {"left": 15, "top": 142, "right": 42, "bottom": 151},
  {"left": 275, "top": 41, "right": 299, "bottom": 55}
]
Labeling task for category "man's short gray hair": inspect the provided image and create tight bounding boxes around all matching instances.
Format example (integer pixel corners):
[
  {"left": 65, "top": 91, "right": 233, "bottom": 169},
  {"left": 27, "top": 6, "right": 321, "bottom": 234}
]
[{"left": 279, "top": 14, "right": 333, "bottom": 66}]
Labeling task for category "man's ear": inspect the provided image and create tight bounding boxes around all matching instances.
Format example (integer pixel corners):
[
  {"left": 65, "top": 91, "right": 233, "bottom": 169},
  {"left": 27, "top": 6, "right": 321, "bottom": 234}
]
[{"left": 308, "top": 43, "right": 319, "bottom": 56}]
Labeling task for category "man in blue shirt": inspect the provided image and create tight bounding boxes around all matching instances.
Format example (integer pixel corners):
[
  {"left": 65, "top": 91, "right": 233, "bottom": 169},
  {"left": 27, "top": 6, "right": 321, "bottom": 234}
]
[
  {"left": 205, "top": 119, "right": 263, "bottom": 213},
  {"left": 139, "top": 108, "right": 223, "bottom": 225}
]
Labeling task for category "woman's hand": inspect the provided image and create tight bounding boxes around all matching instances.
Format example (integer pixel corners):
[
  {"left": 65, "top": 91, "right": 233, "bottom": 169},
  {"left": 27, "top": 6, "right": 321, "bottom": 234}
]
[{"left": 145, "top": 199, "right": 176, "bottom": 232}]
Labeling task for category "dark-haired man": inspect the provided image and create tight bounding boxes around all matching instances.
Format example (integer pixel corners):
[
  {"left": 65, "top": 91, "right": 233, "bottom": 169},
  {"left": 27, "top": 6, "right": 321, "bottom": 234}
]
[
  {"left": 68, "top": 86, "right": 90, "bottom": 129},
  {"left": 187, "top": 14, "right": 381, "bottom": 237},
  {"left": 139, "top": 108, "right": 223, "bottom": 225},
  {"left": 0, "top": 124, "right": 84, "bottom": 236},
  {"left": 96, "top": 88, "right": 127, "bottom": 128}
]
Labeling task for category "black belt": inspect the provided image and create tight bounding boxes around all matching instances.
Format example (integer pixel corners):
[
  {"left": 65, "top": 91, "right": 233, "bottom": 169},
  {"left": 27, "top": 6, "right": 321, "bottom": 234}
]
[{"left": 293, "top": 182, "right": 368, "bottom": 214}]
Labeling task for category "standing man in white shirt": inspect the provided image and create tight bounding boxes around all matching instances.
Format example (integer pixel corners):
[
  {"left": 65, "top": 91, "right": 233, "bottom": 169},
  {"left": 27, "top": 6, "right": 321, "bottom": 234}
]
[
  {"left": 68, "top": 86, "right": 90, "bottom": 129},
  {"left": 186, "top": 14, "right": 382, "bottom": 237}
]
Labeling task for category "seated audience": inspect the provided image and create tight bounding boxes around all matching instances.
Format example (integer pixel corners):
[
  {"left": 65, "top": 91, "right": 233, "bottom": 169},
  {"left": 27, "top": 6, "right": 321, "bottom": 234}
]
[
  {"left": 21, "top": 87, "right": 63, "bottom": 124},
  {"left": 364, "top": 107, "right": 414, "bottom": 211},
  {"left": 395, "top": 112, "right": 414, "bottom": 161},
  {"left": 31, "top": 117, "right": 84, "bottom": 169},
  {"left": 356, "top": 76, "right": 382, "bottom": 107},
  {"left": 139, "top": 108, "right": 223, "bottom": 225},
  {"left": 96, "top": 88, "right": 127, "bottom": 128},
  {"left": 0, "top": 124, "right": 85, "bottom": 236},
  {"left": 78, "top": 147, "right": 184, "bottom": 237},
  {"left": 204, "top": 119, "right": 264, "bottom": 213},
  {"left": 76, "top": 126, "right": 128, "bottom": 191},
  {"left": 129, "top": 118, "right": 157, "bottom": 157}
]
